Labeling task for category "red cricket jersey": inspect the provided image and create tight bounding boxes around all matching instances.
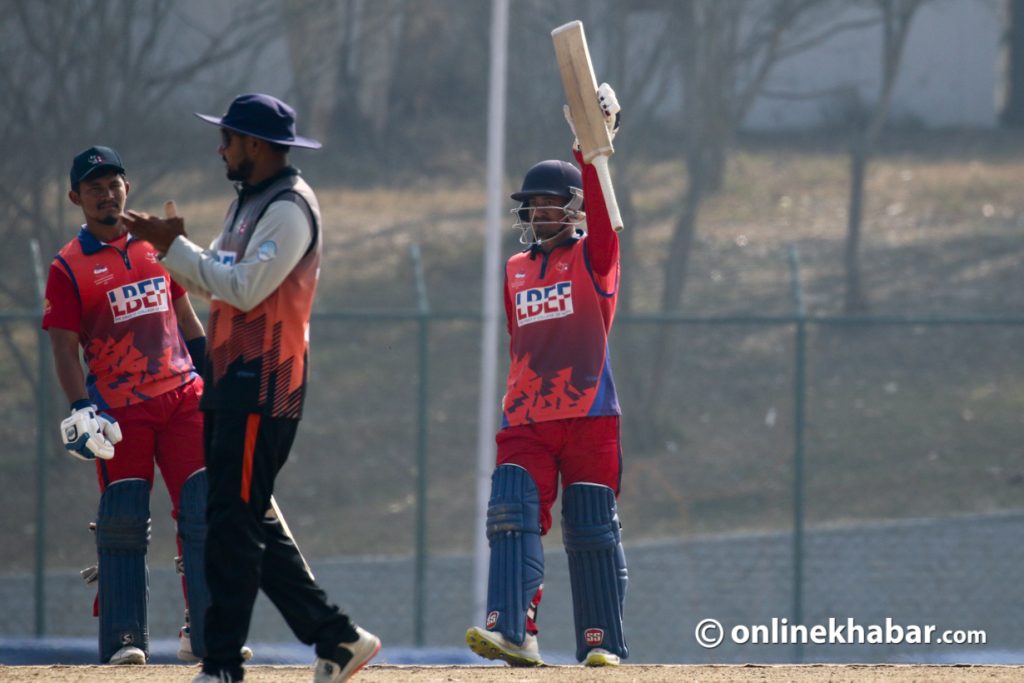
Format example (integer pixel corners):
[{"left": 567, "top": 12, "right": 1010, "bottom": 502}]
[
  {"left": 501, "top": 151, "right": 621, "bottom": 427},
  {"left": 42, "top": 227, "right": 196, "bottom": 409}
]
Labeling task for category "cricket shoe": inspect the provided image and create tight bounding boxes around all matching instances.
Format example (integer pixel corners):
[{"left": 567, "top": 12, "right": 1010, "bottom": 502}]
[
  {"left": 584, "top": 647, "right": 621, "bottom": 667},
  {"left": 108, "top": 645, "right": 146, "bottom": 665},
  {"left": 190, "top": 671, "right": 238, "bottom": 683},
  {"left": 177, "top": 623, "right": 253, "bottom": 662},
  {"left": 465, "top": 626, "right": 543, "bottom": 667},
  {"left": 311, "top": 625, "right": 381, "bottom": 682}
]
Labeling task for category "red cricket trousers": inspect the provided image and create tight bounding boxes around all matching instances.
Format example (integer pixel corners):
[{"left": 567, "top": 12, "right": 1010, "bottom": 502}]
[
  {"left": 96, "top": 379, "right": 206, "bottom": 516},
  {"left": 495, "top": 415, "right": 622, "bottom": 535}
]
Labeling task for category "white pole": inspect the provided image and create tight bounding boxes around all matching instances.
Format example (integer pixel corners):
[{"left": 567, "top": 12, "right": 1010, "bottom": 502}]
[{"left": 473, "top": 0, "right": 509, "bottom": 626}]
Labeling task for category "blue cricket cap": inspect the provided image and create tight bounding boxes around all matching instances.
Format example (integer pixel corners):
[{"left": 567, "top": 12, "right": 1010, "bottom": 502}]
[{"left": 70, "top": 146, "right": 126, "bottom": 188}]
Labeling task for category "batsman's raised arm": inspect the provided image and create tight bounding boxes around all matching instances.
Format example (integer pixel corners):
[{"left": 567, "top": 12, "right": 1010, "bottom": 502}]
[{"left": 567, "top": 82, "right": 621, "bottom": 275}]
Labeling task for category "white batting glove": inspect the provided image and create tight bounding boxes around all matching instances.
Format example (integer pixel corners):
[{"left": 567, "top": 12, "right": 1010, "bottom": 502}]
[
  {"left": 563, "top": 82, "right": 621, "bottom": 151},
  {"left": 597, "top": 82, "right": 621, "bottom": 138},
  {"left": 97, "top": 412, "right": 122, "bottom": 445},
  {"left": 60, "top": 403, "right": 117, "bottom": 461}
]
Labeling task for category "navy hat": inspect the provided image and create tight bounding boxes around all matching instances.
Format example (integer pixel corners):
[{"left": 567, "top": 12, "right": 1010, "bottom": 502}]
[
  {"left": 195, "top": 93, "right": 321, "bottom": 149},
  {"left": 70, "top": 146, "right": 126, "bottom": 188}
]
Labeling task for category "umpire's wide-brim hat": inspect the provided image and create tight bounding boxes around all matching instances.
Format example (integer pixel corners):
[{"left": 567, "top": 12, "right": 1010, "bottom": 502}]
[{"left": 195, "top": 93, "right": 321, "bottom": 149}]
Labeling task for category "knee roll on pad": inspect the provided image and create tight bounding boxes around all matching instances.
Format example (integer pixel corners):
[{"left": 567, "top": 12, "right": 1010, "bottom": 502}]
[
  {"left": 178, "top": 469, "right": 209, "bottom": 658},
  {"left": 562, "top": 482, "right": 628, "bottom": 661},
  {"left": 485, "top": 464, "right": 544, "bottom": 645},
  {"left": 96, "top": 478, "right": 151, "bottom": 663}
]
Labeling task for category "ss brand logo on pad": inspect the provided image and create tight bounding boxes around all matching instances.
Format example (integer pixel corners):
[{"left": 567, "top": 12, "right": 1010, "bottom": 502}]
[
  {"left": 584, "top": 628, "right": 604, "bottom": 646},
  {"left": 107, "top": 276, "right": 169, "bottom": 323},
  {"left": 515, "top": 281, "right": 573, "bottom": 327}
]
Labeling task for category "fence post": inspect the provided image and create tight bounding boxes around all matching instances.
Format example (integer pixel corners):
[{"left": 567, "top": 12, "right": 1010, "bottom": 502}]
[
  {"left": 30, "top": 239, "right": 49, "bottom": 637},
  {"left": 409, "top": 244, "right": 430, "bottom": 647},
  {"left": 787, "top": 246, "right": 806, "bottom": 662}
]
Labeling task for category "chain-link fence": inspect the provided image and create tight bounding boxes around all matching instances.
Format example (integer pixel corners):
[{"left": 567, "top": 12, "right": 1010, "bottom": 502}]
[{"left": 2, "top": 286, "right": 1023, "bottom": 662}]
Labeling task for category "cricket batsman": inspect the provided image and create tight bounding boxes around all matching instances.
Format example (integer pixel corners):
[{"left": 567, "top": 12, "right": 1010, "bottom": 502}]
[{"left": 466, "top": 83, "right": 629, "bottom": 667}]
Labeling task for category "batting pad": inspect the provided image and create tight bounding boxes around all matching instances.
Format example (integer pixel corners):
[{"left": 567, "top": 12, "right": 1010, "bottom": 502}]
[
  {"left": 178, "top": 469, "right": 209, "bottom": 658},
  {"left": 562, "top": 482, "right": 628, "bottom": 661},
  {"left": 485, "top": 464, "right": 544, "bottom": 645},
  {"left": 96, "top": 478, "right": 151, "bottom": 663}
]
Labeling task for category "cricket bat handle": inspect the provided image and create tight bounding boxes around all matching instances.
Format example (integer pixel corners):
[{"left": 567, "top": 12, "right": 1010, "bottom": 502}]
[
  {"left": 164, "top": 200, "right": 178, "bottom": 218},
  {"left": 592, "top": 155, "right": 624, "bottom": 232}
]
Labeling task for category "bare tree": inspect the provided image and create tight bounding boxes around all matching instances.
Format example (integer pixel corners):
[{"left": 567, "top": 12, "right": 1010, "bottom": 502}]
[
  {"left": 842, "top": 0, "right": 924, "bottom": 313},
  {"left": 641, "top": 0, "right": 847, "bottom": 414},
  {"left": 282, "top": 0, "right": 343, "bottom": 143},
  {"left": 0, "top": 0, "right": 281, "bottom": 284}
]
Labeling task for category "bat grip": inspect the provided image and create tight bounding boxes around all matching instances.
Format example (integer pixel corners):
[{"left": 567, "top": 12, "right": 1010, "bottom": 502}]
[{"left": 592, "top": 155, "right": 623, "bottom": 232}]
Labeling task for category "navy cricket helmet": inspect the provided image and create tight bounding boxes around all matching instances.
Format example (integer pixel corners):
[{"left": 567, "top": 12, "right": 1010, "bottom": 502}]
[
  {"left": 511, "top": 160, "right": 583, "bottom": 205},
  {"left": 510, "top": 160, "right": 586, "bottom": 245}
]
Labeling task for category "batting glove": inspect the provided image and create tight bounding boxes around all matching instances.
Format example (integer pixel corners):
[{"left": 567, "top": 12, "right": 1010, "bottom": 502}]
[
  {"left": 597, "top": 82, "right": 621, "bottom": 138},
  {"left": 60, "top": 401, "right": 119, "bottom": 461},
  {"left": 563, "top": 82, "right": 621, "bottom": 152},
  {"left": 97, "top": 412, "right": 123, "bottom": 445}
]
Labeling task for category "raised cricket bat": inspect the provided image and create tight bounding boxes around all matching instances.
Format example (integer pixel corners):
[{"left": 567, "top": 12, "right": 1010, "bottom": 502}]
[
  {"left": 551, "top": 20, "right": 624, "bottom": 232},
  {"left": 164, "top": 200, "right": 178, "bottom": 218}
]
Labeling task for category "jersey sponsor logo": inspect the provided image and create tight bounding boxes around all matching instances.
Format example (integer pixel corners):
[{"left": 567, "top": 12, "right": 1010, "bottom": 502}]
[
  {"left": 510, "top": 270, "right": 527, "bottom": 289},
  {"left": 93, "top": 265, "right": 108, "bottom": 275},
  {"left": 515, "top": 280, "right": 573, "bottom": 326},
  {"left": 257, "top": 240, "right": 278, "bottom": 262},
  {"left": 216, "top": 250, "right": 237, "bottom": 266},
  {"left": 107, "top": 276, "right": 169, "bottom": 323}
]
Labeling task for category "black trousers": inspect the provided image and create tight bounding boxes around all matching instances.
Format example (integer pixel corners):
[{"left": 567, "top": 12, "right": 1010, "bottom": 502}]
[{"left": 202, "top": 410, "right": 354, "bottom": 677}]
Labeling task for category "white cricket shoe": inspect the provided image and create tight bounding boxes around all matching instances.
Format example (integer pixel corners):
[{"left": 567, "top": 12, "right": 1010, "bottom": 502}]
[
  {"left": 465, "top": 626, "right": 543, "bottom": 667},
  {"left": 584, "top": 647, "right": 621, "bottom": 666},
  {"left": 107, "top": 644, "right": 146, "bottom": 664},
  {"left": 178, "top": 613, "right": 253, "bottom": 662},
  {"left": 311, "top": 625, "right": 381, "bottom": 682}
]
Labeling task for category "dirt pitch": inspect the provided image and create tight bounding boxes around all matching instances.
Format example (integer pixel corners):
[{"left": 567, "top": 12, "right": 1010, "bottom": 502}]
[{"left": 2, "top": 664, "right": 1023, "bottom": 682}]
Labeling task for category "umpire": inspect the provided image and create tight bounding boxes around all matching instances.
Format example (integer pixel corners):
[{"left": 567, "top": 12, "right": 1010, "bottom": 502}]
[{"left": 123, "top": 93, "right": 380, "bottom": 683}]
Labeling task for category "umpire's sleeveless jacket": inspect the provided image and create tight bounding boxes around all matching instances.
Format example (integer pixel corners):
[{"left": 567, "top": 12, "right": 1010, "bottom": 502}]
[{"left": 202, "top": 168, "right": 321, "bottom": 418}]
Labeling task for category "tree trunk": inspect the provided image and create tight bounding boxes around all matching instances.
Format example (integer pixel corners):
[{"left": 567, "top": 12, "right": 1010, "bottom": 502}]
[
  {"left": 282, "top": 0, "right": 342, "bottom": 144},
  {"left": 844, "top": 145, "right": 869, "bottom": 313},
  {"left": 641, "top": 151, "right": 705, "bottom": 419},
  {"left": 1001, "top": 0, "right": 1024, "bottom": 127}
]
